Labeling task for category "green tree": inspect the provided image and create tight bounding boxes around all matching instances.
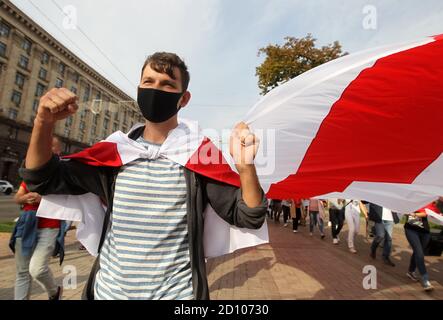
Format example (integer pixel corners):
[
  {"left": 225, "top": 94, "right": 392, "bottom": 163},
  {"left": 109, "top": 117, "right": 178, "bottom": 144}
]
[{"left": 256, "top": 34, "right": 347, "bottom": 95}]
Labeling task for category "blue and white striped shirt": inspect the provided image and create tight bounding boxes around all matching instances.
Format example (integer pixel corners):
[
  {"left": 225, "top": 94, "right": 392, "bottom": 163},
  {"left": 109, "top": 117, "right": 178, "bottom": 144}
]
[{"left": 94, "top": 136, "right": 193, "bottom": 300}]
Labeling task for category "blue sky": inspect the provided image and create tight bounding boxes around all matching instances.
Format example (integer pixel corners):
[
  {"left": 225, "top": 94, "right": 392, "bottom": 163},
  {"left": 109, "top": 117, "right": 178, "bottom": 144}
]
[{"left": 11, "top": 0, "right": 443, "bottom": 131}]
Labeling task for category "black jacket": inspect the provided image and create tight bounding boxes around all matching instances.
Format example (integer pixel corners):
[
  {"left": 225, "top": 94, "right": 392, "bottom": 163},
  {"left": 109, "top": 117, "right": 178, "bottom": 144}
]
[
  {"left": 363, "top": 201, "right": 400, "bottom": 224},
  {"left": 19, "top": 126, "right": 268, "bottom": 300}
]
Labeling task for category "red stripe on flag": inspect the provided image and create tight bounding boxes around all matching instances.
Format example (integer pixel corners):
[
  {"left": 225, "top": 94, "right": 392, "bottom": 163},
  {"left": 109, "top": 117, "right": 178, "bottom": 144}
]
[
  {"left": 63, "top": 142, "right": 123, "bottom": 167},
  {"left": 186, "top": 138, "right": 241, "bottom": 187},
  {"left": 267, "top": 38, "right": 443, "bottom": 200}
]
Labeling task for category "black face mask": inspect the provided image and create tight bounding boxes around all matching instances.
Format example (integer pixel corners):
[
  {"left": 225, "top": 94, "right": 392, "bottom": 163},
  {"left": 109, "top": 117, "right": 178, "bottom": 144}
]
[{"left": 137, "top": 87, "right": 183, "bottom": 123}]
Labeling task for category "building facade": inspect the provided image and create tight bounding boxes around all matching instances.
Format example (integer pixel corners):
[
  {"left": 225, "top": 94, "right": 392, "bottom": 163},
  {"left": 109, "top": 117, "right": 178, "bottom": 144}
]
[{"left": 0, "top": 0, "right": 142, "bottom": 186}]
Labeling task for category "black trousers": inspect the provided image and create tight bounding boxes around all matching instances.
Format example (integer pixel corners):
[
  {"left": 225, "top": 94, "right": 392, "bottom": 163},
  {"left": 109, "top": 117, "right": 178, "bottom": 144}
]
[
  {"left": 330, "top": 208, "right": 345, "bottom": 239},
  {"left": 282, "top": 205, "right": 290, "bottom": 223},
  {"left": 293, "top": 207, "right": 302, "bottom": 231}
]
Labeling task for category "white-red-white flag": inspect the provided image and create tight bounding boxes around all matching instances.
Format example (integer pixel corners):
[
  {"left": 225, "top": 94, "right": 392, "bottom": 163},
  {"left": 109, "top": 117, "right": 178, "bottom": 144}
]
[{"left": 245, "top": 34, "right": 443, "bottom": 214}]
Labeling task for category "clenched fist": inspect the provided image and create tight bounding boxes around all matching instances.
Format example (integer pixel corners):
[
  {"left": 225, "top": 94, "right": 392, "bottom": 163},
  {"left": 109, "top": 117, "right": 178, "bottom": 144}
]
[
  {"left": 230, "top": 122, "right": 260, "bottom": 172},
  {"left": 36, "top": 88, "right": 78, "bottom": 124}
]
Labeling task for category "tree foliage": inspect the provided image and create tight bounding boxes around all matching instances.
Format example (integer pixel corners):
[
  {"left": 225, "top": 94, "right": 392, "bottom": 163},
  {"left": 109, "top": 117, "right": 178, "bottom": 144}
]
[{"left": 256, "top": 34, "right": 347, "bottom": 95}]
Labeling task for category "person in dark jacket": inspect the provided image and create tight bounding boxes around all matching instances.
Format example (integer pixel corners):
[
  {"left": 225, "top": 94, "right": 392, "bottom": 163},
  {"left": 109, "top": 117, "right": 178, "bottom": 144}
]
[
  {"left": 404, "top": 200, "right": 443, "bottom": 291},
  {"left": 20, "top": 52, "right": 267, "bottom": 300},
  {"left": 364, "top": 201, "right": 399, "bottom": 266}
]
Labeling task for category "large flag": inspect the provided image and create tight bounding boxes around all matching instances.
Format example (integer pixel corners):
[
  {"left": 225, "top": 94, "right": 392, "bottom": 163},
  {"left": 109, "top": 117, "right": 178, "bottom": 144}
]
[{"left": 244, "top": 34, "right": 443, "bottom": 214}]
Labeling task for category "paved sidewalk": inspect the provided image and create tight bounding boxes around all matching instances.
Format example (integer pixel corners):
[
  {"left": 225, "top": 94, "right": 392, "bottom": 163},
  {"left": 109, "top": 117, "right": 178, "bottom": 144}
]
[{"left": 0, "top": 218, "right": 442, "bottom": 300}]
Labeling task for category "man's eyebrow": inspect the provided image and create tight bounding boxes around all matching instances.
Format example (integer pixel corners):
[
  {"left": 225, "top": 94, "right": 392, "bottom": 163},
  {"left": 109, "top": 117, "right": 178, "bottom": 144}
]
[{"left": 160, "top": 79, "right": 177, "bottom": 87}]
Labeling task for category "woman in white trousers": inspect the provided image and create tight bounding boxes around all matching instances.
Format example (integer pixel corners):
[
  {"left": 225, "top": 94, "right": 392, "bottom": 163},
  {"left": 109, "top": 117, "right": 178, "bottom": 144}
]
[{"left": 345, "top": 200, "right": 368, "bottom": 253}]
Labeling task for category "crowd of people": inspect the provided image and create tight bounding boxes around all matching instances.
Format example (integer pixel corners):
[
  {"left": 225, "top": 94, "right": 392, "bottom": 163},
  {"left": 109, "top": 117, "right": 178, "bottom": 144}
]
[{"left": 268, "top": 197, "right": 443, "bottom": 292}]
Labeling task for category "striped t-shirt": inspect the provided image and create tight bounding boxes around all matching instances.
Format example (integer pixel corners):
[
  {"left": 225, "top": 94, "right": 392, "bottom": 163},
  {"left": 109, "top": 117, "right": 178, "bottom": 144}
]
[{"left": 94, "top": 136, "right": 193, "bottom": 300}]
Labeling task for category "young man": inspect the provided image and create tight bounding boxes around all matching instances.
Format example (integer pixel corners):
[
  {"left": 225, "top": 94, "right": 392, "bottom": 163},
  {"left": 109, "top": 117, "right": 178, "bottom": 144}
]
[
  {"left": 20, "top": 52, "right": 267, "bottom": 300},
  {"left": 366, "top": 202, "right": 399, "bottom": 266}
]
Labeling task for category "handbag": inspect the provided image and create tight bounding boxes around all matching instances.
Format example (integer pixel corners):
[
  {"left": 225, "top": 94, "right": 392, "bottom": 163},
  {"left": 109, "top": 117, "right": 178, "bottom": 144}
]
[{"left": 406, "top": 214, "right": 425, "bottom": 230}]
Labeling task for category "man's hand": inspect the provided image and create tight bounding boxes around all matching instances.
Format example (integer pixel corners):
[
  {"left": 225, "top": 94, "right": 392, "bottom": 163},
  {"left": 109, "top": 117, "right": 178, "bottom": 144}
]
[
  {"left": 229, "top": 122, "right": 260, "bottom": 172},
  {"left": 26, "top": 87, "right": 78, "bottom": 170},
  {"left": 229, "top": 122, "right": 262, "bottom": 208},
  {"left": 26, "top": 192, "right": 42, "bottom": 204},
  {"left": 36, "top": 88, "right": 78, "bottom": 125}
]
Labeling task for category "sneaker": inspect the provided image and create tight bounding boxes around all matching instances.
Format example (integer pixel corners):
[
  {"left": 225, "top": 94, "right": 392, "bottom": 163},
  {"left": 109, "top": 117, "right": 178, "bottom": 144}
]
[
  {"left": 406, "top": 271, "right": 419, "bottom": 282},
  {"left": 333, "top": 238, "right": 339, "bottom": 245},
  {"left": 284, "top": 223, "right": 288, "bottom": 227},
  {"left": 293, "top": 230, "right": 298, "bottom": 233},
  {"left": 349, "top": 247, "right": 357, "bottom": 254},
  {"left": 422, "top": 280, "right": 434, "bottom": 292},
  {"left": 370, "top": 251, "right": 376, "bottom": 260},
  {"left": 320, "top": 234, "right": 325, "bottom": 239},
  {"left": 49, "top": 286, "right": 63, "bottom": 300},
  {"left": 383, "top": 257, "right": 396, "bottom": 267}
]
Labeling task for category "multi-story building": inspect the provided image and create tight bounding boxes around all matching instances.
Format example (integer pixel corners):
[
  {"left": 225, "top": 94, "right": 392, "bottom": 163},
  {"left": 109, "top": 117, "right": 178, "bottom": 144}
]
[{"left": 0, "top": 0, "right": 142, "bottom": 186}]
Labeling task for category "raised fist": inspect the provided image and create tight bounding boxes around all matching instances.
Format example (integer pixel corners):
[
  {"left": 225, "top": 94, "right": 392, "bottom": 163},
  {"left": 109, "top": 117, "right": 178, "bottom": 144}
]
[{"left": 36, "top": 88, "right": 78, "bottom": 124}]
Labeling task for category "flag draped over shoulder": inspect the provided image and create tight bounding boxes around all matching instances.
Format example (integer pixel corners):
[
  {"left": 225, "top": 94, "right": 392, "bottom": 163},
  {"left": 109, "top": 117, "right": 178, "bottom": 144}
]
[
  {"left": 244, "top": 34, "right": 443, "bottom": 214},
  {"left": 36, "top": 118, "right": 268, "bottom": 257}
]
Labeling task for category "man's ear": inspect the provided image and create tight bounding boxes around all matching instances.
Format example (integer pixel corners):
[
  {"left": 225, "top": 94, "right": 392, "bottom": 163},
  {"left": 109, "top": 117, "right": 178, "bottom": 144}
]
[{"left": 179, "top": 91, "right": 191, "bottom": 108}]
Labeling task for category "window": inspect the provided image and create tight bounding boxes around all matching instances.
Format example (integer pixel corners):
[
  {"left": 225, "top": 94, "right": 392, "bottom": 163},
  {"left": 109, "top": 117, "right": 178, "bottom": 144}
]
[
  {"left": 73, "top": 72, "right": 79, "bottom": 83},
  {"left": 79, "top": 132, "right": 84, "bottom": 142},
  {"left": 93, "top": 114, "right": 98, "bottom": 125},
  {"left": 114, "top": 109, "right": 119, "bottom": 121},
  {"left": 70, "top": 86, "right": 77, "bottom": 94},
  {"left": 0, "top": 41, "right": 6, "bottom": 57},
  {"left": 64, "top": 127, "right": 70, "bottom": 137},
  {"left": 83, "top": 85, "right": 90, "bottom": 102},
  {"left": 66, "top": 116, "right": 73, "bottom": 127},
  {"left": 11, "top": 90, "right": 21, "bottom": 105},
  {"left": 91, "top": 125, "right": 96, "bottom": 135},
  {"left": 0, "top": 22, "right": 10, "bottom": 37},
  {"left": 22, "top": 38, "right": 32, "bottom": 54},
  {"left": 55, "top": 78, "right": 64, "bottom": 88},
  {"left": 41, "top": 51, "right": 50, "bottom": 64},
  {"left": 38, "top": 67, "right": 47, "bottom": 80},
  {"left": 95, "top": 91, "right": 101, "bottom": 101},
  {"left": 18, "top": 55, "right": 29, "bottom": 69},
  {"left": 113, "top": 122, "right": 118, "bottom": 132},
  {"left": 35, "top": 83, "right": 46, "bottom": 97},
  {"left": 8, "top": 108, "right": 18, "bottom": 120},
  {"left": 32, "top": 99, "right": 39, "bottom": 112},
  {"left": 58, "top": 62, "right": 65, "bottom": 75},
  {"left": 15, "top": 72, "right": 25, "bottom": 88},
  {"left": 103, "top": 118, "right": 109, "bottom": 130},
  {"left": 79, "top": 121, "right": 86, "bottom": 131}
]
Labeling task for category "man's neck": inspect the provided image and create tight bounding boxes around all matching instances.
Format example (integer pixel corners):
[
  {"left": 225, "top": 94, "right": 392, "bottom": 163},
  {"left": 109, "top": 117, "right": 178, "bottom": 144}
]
[{"left": 142, "top": 117, "right": 179, "bottom": 145}]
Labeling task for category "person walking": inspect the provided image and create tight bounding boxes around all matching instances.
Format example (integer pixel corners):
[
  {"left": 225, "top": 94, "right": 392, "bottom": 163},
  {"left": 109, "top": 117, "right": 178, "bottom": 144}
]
[
  {"left": 282, "top": 199, "right": 292, "bottom": 227},
  {"left": 329, "top": 199, "right": 346, "bottom": 245},
  {"left": 309, "top": 199, "right": 325, "bottom": 239},
  {"left": 292, "top": 199, "right": 302, "bottom": 233},
  {"left": 367, "top": 202, "right": 399, "bottom": 267},
  {"left": 344, "top": 200, "right": 368, "bottom": 253},
  {"left": 404, "top": 200, "right": 442, "bottom": 291}
]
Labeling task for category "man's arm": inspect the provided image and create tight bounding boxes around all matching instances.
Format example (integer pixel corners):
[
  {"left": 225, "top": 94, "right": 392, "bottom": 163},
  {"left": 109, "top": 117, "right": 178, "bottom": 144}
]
[
  {"left": 21, "top": 88, "right": 109, "bottom": 198},
  {"left": 26, "top": 88, "right": 77, "bottom": 170},
  {"left": 13, "top": 186, "right": 40, "bottom": 205},
  {"left": 230, "top": 122, "right": 262, "bottom": 208},
  {"left": 202, "top": 176, "right": 268, "bottom": 230}
]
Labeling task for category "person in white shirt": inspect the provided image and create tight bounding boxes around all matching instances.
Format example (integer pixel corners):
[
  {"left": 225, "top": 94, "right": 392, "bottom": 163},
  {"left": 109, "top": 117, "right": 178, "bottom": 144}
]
[
  {"left": 366, "top": 202, "right": 399, "bottom": 266},
  {"left": 344, "top": 200, "right": 368, "bottom": 253}
]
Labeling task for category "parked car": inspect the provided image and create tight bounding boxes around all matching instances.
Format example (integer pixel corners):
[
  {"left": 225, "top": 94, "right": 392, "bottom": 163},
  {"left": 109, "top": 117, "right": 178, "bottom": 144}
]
[{"left": 0, "top": 180, "right": 13, "bottom": 195}]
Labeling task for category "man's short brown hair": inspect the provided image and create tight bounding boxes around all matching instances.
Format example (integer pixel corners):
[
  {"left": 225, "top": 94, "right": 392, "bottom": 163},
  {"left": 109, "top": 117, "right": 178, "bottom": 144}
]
[{"left": 141, "top": 52, "right": 190, "bottom": 91}]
